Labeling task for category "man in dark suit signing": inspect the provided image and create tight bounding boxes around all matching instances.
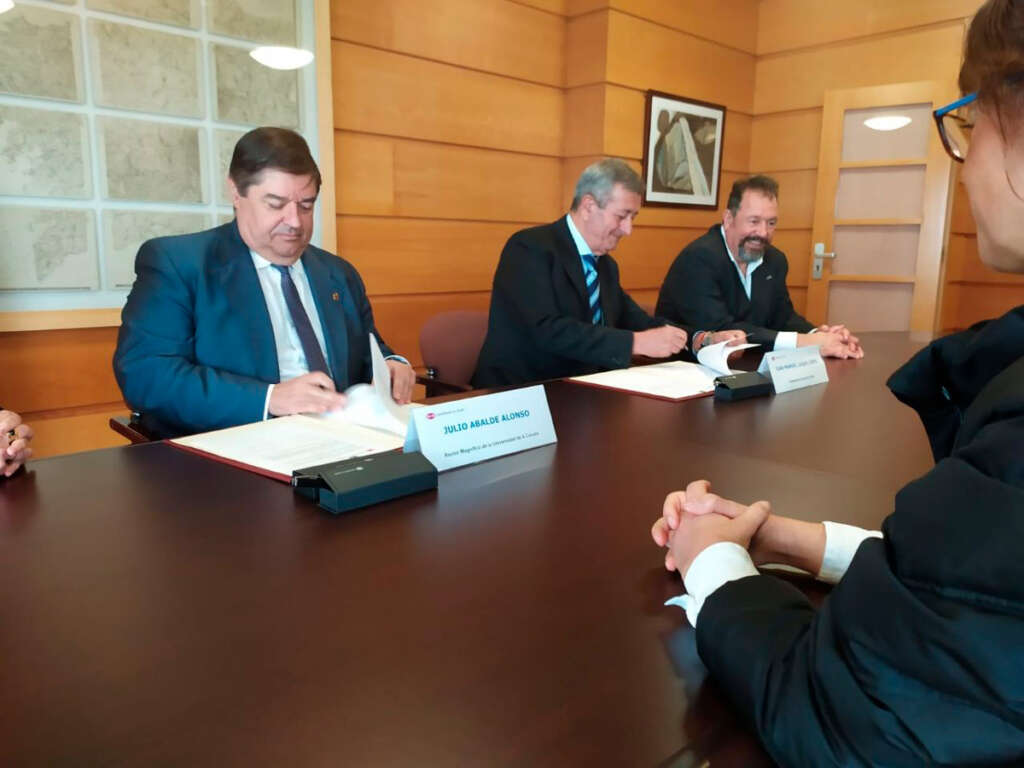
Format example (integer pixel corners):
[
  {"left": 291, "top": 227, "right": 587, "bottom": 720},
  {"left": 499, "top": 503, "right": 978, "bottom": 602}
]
[
  {"left": 114, "top": 127, "right": 414, "bottom": 439},
  {"left": 656, "top": 175, "right": 862, "bottom": 357},
  {"left": 473, "top": 159, "right": 742, "bottom": 388}
]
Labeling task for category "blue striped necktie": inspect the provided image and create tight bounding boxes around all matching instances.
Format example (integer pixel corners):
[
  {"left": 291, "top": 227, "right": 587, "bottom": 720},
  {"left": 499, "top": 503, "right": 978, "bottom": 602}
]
[
  {"left": 272, "top": 264, "right": 331, "bottom": 376},
  {"left": 581, "top": 253, "right": 603, "bottom": 325}
]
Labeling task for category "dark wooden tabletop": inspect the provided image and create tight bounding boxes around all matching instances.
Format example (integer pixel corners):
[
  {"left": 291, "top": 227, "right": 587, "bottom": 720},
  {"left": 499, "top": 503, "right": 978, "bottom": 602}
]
[{"left": 0, "top": 332, "right": 934, "bottom": 767}]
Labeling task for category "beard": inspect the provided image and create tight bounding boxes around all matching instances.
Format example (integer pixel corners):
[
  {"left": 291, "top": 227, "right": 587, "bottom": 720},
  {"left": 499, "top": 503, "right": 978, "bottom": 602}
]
[{"left": 737, "top": 236, "right": 769, "bottom": 263}]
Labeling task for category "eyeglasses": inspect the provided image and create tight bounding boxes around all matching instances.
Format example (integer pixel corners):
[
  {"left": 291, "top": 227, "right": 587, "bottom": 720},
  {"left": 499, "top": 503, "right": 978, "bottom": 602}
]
[{"left": 933, "top": 92, "right": 977, "bottom": 162}]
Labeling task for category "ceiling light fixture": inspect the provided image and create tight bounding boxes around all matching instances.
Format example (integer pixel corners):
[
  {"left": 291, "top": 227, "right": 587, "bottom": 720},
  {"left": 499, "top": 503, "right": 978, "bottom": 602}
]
[
  {"left": 249, "top": 46, "right": 314, "bottom": 71},
  {"left": 863, "top": 115, "right": 912, "bottom": 131},
  {"left": 0, "top": 0, "right": 15, "bottom": 15}
]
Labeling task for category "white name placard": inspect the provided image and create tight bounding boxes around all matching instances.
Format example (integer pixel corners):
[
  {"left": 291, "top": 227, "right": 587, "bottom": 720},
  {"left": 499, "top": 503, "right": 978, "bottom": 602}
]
[
  {"left": 403, "top": 385, "right": 557, "bottom": 472},
  {"left": 758, "top": 346, "right": 828, "bottom": 394}
]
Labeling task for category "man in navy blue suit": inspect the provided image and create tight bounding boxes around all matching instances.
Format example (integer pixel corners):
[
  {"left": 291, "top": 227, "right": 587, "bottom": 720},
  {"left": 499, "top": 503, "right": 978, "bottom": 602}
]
[{"left": 114, "top": 127, "right": 414, "bottom": 439}]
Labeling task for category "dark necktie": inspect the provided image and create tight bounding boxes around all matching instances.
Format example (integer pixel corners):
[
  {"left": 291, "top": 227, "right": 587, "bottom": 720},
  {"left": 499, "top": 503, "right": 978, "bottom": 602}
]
[
  {"left": 581, "top": 253, "right": 603, "bottom": 325},
  {"left": 272, "top": 264, "right": 330, "bottom": 376}
]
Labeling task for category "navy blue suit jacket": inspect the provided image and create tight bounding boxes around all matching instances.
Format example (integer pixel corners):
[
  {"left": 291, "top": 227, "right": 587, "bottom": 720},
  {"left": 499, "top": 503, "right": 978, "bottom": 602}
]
[{"left": 114, "top": 220, "right": 396, "bottom": 438}]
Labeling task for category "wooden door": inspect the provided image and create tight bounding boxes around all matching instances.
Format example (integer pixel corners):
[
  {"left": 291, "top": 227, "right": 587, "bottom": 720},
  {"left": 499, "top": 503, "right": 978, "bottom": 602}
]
[{"left": 806, "top": 81, "right": 957, "bottom": 332}]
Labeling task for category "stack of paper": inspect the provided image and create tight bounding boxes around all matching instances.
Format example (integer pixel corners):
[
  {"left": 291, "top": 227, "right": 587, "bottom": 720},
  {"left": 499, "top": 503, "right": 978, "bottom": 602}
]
[
  {"left": 170, "top": 334, "right": 416, "bottom": 481},
  {"left": 567, "top": 340, "right": 758, "bottom": 401},
  {"left": 171, "top": 416, "right": 406, "bottom": 481}
]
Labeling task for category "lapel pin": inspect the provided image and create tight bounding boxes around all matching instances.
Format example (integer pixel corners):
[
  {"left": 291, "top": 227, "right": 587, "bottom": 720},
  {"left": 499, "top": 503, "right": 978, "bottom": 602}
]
[{"left": 332, "top": 291, "right": 339, "bottom": 301}]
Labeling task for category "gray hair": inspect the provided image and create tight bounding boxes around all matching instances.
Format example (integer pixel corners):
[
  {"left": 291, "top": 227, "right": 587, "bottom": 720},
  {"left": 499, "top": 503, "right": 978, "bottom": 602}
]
[{"left": 570, "top": 158, "right": 643, "bottom": 211}]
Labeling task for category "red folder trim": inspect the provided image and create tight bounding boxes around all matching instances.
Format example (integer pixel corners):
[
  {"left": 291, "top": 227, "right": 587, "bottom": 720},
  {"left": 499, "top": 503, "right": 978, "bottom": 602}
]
[{"left": 166, "top": 439, "right": 291, "bottom": 483}]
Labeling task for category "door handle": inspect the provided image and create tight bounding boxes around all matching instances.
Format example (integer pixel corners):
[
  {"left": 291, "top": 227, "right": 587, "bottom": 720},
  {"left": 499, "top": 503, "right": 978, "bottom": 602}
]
[{"left": 812, "top": 242, "right": 836, "bottom": 280}]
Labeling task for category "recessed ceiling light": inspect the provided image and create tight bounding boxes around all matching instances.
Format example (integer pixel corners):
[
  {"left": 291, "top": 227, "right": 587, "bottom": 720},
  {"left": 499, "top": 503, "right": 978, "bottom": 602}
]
[
  {"left": 0, "top": 0, "right": 15, "bottom": 15},
  {"left": 249, "top": 46, "right": 314, "bottom": 71},
  {"left": 864, "top": 115, "right": 912, "bottom": 131}
]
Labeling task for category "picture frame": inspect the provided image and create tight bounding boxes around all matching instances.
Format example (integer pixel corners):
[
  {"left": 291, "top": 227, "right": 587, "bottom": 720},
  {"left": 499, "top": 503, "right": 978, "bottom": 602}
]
[{"left": 641, "top": 90, "right": 726, "bottom": 209}]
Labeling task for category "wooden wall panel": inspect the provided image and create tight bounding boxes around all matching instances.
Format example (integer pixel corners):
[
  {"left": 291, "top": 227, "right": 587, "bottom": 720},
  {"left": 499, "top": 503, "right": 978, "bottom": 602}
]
[
  {"left": 769, "top": 169, "right": 817, "bottom": 229},
  {"left": 332, "top": 42, "right": 563, "bottom": 156},
  {"left": 516, "top": 0, "right": 567, "bottom": 15},
  {"left": 721, "top": 112, "right": 753, "bottom": 175},
  {"left": 939, "top": 282, "right": 961, "bottom": 332},
  {"left": 0, "top": 308, "right": 121, "bottom": 332},
  {"left": 629, "top": 288, "right": 658, "bottom": 312},
  {"left": 954, "top": 284, "right": 1024, "bottom": 327},
  {"left": 371, "top": 292, "right": 492, "bottom": 368},
  {"left": 950, "top": 181, "right": 976, "bottom": 234},
  {"left": 789, "top": 286, "right": 808, "bottom": 316},
  {"left": 945, "top": 233, "right": 972, "bottom": 282},
  {"left": 336, "top": 132, "right": 563, "bottom": 222},
  {"left": 606, "top": 11, "right": 755, "bottom": 114},
  {"left": 0, "top": 328, "right": 123, "bottom": 414},
  {"left": 604, "top": 0, "right": 759, "bottom": 53},
  {"left": 28, "top": 409, "right": 130, "bottom": 461},
  {"left": 749, "top": 109, "right": 822, "bottom": 172},
  {"left": 947, "top": 234, "right": 1024, "bottom": 284},
  {"left": 753, "top": 24, "right": 965, "bottom": 114},
  {"left": 757, "top": 0, "right": 980, "bottom": 56},
  {"left": 601, "top": 85, "right": 644, "bottom": 160},
  {"left": 331, "top": 0, "right": 565, "bottom": 86},
  {"left": 565, "top": 0, "right": 606, "bottom": 15},
  {"left": 613, "top": 226, "right": 707, "bottom": 289},
  {"left": 337, "top": 216, "right": 523, "bottom": 295},
  {"left": 565, "top": 10, "right": 608, "bottom": 87},
  {"left": 563, "top": 84, "right": 605, "bottom": 157},
  {"left": 772, "top": 229, "right": 813, "bottom": 286}
]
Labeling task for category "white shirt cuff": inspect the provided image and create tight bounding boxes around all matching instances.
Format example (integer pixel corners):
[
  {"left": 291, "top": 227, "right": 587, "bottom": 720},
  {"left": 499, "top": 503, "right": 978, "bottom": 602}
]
[
  {"left": 263, "top": 384, "right": 274, "bottom": 421},
  {"left": 664, "top": 542, "right": 759, "bottom": 627},
  {"left": 773, "top": 331, "right": 798, "bottom": 350},
  {"left": 817, "top": 521, "right": 882, "bottom": 584}
]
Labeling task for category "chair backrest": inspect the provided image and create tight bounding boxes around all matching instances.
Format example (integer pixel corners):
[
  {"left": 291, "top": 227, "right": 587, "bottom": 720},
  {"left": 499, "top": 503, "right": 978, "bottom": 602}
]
[{"left": 418, "top": 310, "right": 489, "bottom": 388}]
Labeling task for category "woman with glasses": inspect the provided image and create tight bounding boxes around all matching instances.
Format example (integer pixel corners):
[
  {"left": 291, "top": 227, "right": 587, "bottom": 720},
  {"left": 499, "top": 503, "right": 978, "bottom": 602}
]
[{"left": 651, "top": 0, "right": 1024, "bottom": 764}]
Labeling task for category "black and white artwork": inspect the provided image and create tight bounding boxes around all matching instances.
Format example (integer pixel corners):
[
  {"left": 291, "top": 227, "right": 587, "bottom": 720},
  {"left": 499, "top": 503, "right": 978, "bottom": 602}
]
[{"left": 642, "top": 91, "right": 725, "bottom": 209}]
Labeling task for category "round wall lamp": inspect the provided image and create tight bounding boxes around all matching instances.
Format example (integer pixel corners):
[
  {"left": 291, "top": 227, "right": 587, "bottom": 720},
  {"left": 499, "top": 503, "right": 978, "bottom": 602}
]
[
  {"left": 863, "top": 115, "right": 912, "bottom": 131},
  {"left": 249, "top": 46, "right": 314, "bottom": 71}
]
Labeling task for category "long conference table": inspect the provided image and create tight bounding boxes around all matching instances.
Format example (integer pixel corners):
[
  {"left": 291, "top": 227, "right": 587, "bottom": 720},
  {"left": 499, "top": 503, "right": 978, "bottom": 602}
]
[{"left": 0, "top": 332, "right": 936, "bottom": 766}]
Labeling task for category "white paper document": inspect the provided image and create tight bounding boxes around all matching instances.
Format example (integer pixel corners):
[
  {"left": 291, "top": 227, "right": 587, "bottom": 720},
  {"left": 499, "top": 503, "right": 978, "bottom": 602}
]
[
  {"left": 171, "top": 415, "right": 405, "bottom": 480},
  {"left": 696, "top": 340, "right": 760, "bottom": 376},
  {"left": 569, "top": 361, "right": 719, "bottom": 401},
  {"left": 322, "top": 334, "right": 414, "bottom": 437},
  {"left": 171, "top": 335, "right": 413, "bottom": 479}
]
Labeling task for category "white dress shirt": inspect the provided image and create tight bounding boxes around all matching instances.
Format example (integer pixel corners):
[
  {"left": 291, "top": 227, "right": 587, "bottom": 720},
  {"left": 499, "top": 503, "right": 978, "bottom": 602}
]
[
  {"left": 251, "top": 251, "right": 331, "bottom": 419},
  {"left": 251, "top": 250, "right": 331, "bottom": 381},
  {"left": 250, "top": 250, "right": 407, "bottom": 419},
  {"left": 566, "top": 214, "right": 597, "bottom": 271},
  {"left": 665, "top": 521, "right": 883, "bottom": 627},
  {"left": 719, "top": 226, "right": 804, "bottom": 351}
]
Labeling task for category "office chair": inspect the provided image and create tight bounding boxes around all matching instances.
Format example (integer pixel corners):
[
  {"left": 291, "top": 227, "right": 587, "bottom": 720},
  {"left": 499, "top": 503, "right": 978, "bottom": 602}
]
[{"left": 417, "top": 310, "right": 489, "bottom": 397}]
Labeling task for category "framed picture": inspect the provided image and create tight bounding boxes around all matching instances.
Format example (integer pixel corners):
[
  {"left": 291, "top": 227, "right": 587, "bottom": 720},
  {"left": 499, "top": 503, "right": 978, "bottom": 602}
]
[{"left": 641, "top": 90, "right": 726, "bottom": 209}]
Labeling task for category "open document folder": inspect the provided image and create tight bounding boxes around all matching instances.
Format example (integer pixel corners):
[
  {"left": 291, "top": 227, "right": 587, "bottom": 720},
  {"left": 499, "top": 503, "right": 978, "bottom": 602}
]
[
  {"left": 170, "top": 335, "right": 416, "bottom": 482},
  {"left": 566, "top": 340, "right": 758, "bottom": 402}
]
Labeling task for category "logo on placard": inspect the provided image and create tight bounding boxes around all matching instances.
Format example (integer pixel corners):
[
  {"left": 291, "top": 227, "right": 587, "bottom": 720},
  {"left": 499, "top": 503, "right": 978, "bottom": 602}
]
[{"left": 426, "top": 412, "right": 436, "bottom": 420}]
